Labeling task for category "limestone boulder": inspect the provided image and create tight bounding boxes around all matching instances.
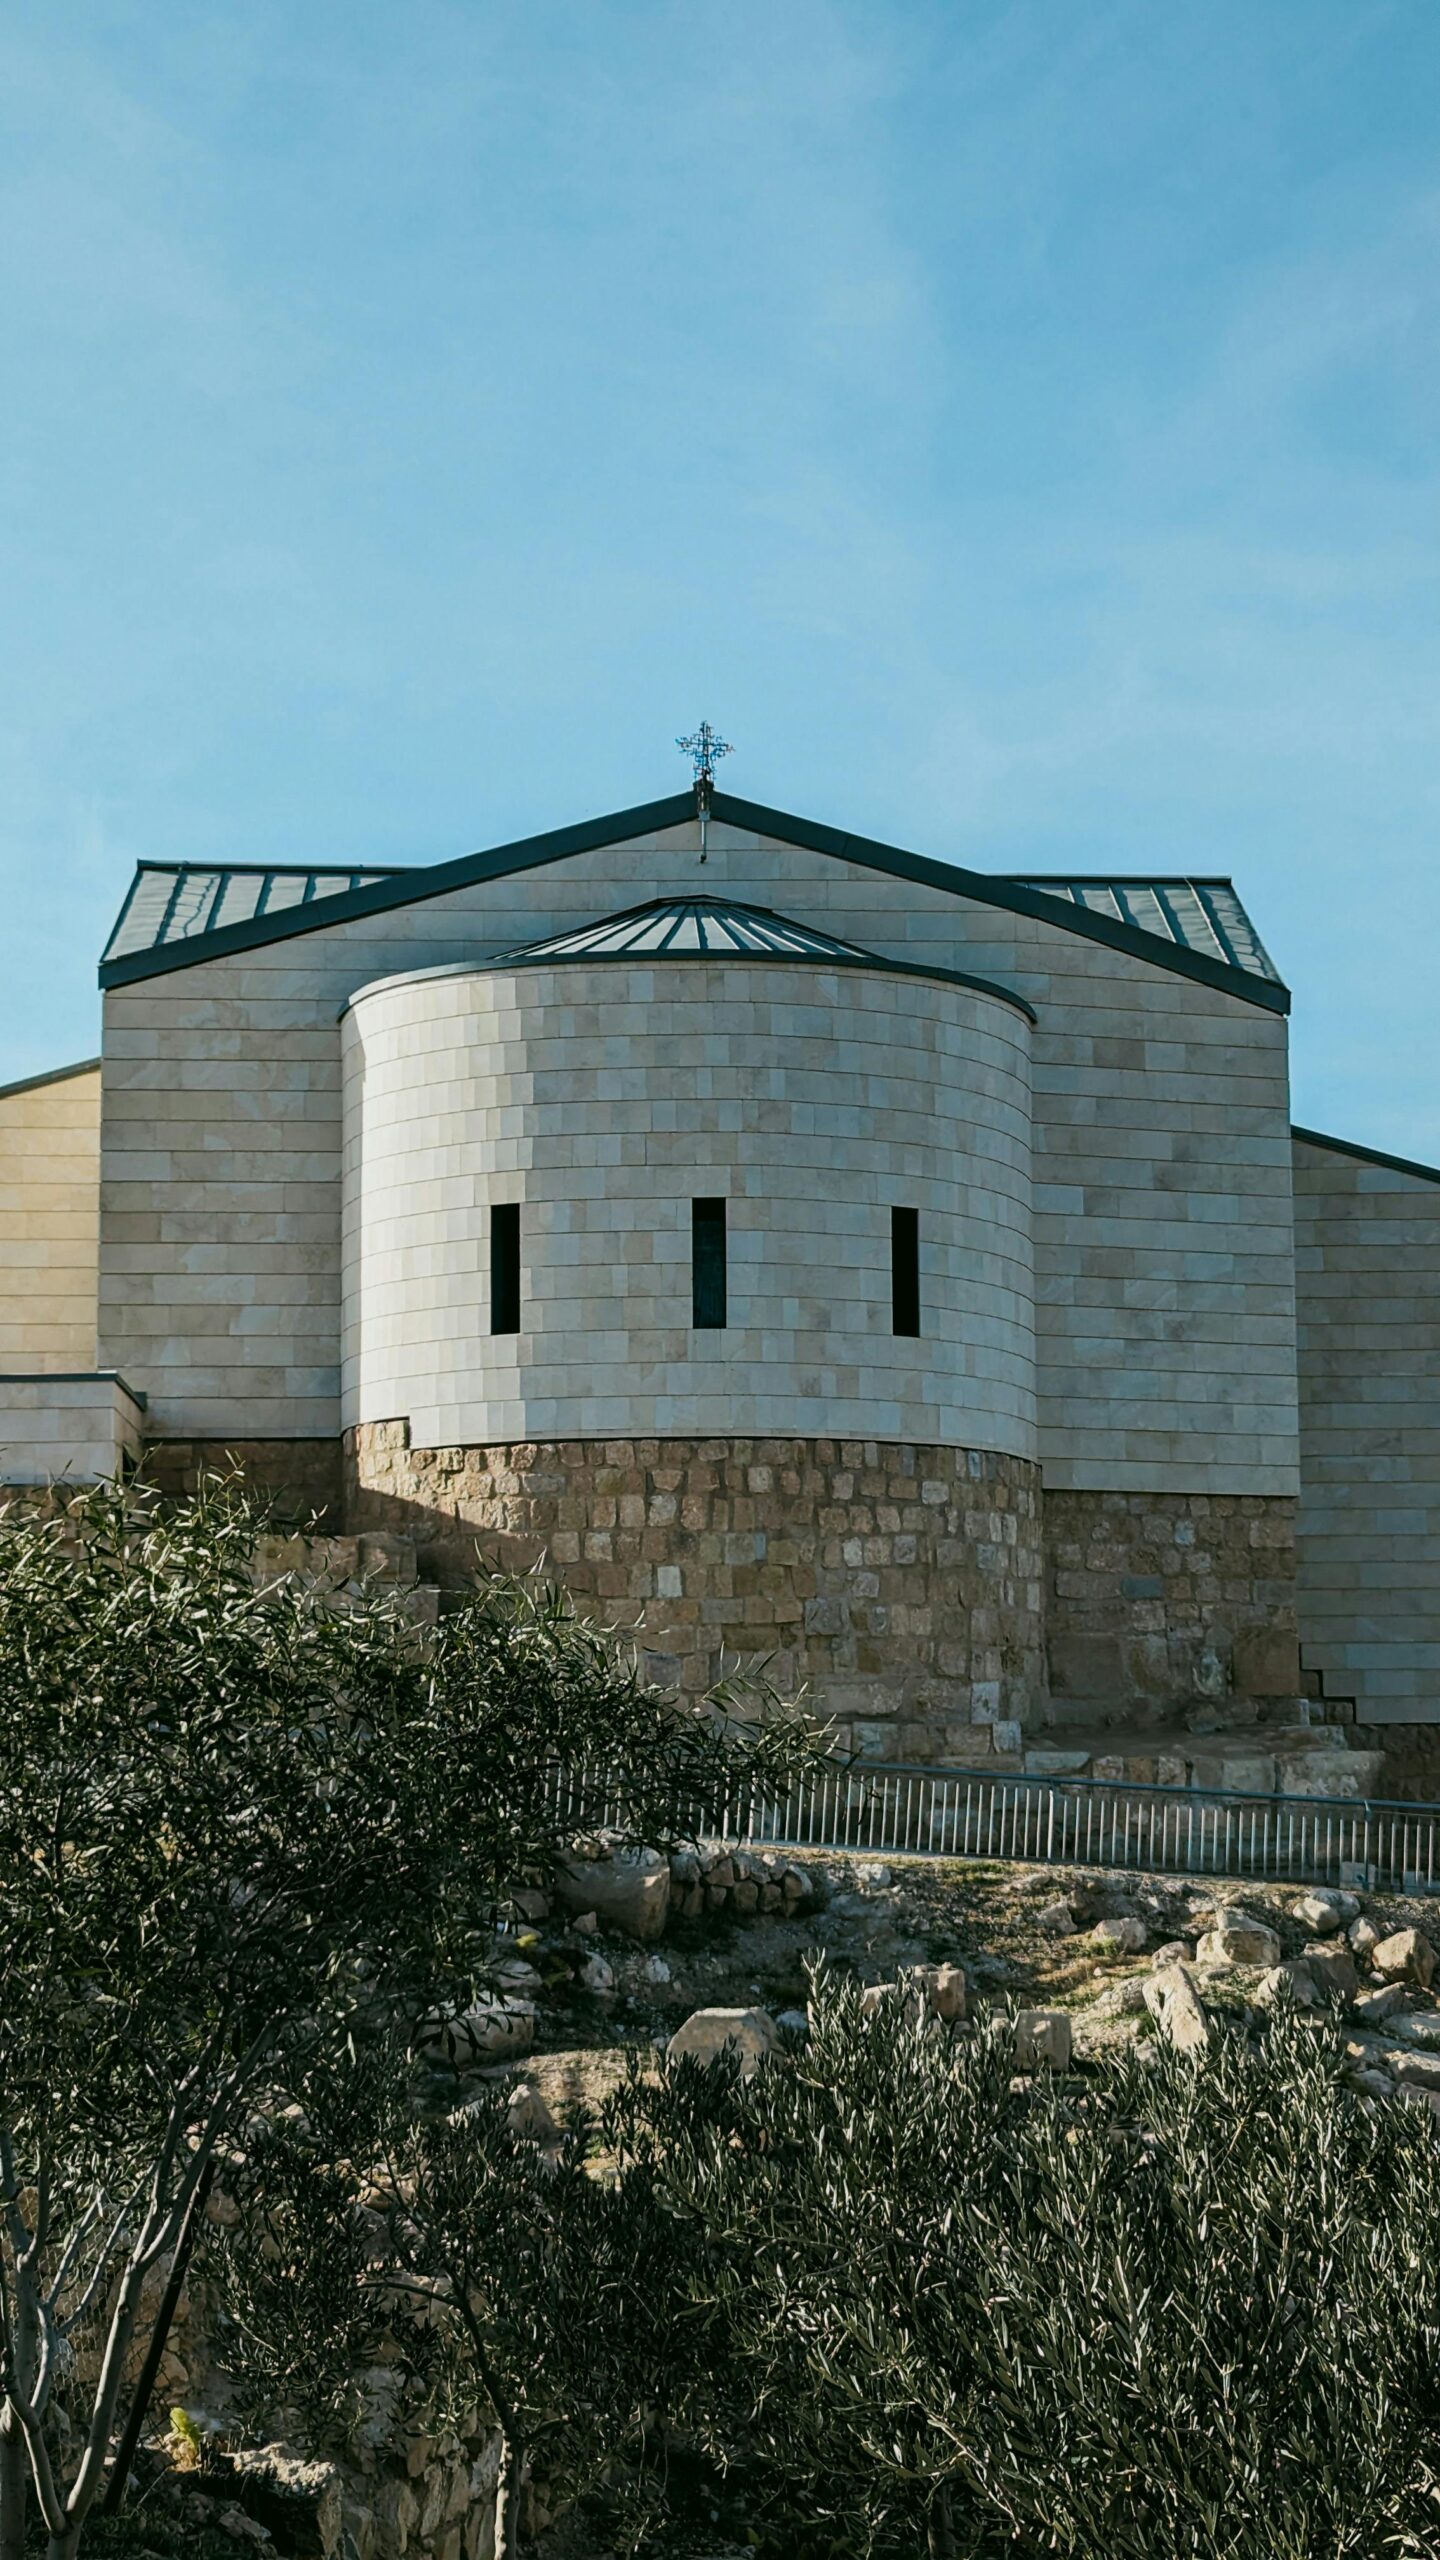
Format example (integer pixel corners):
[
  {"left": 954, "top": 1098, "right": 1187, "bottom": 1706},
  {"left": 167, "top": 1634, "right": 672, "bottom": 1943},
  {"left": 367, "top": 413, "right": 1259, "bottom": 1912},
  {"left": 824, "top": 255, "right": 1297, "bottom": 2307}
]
[
  {"left": 1092, "top": 1915, "right": 1147, "bottom": 1953},
  {"left": 1349, "top": 2066, "right": 1397, "bottom": 2101},
  {"left": 1354, "top": 1983, "right": 1406, "bottom": 2025},
  {"left": 418, "top": 1998, "right": 535, "bottom": 2065},
  {"left": 905, "top": 1961, "right": 969, "bottom": 2022},
  {"left": 667, "top": 2007, "right": 779, "bottom": 2075},
  {"left": 554, "top": 1846, "right": 671, "bottom": 1942},
  {"left": 1389, "top": 2008, "right": 1440, "bottom": 2050},
  {"left": 505, "top": 2082, "right": 561, "bottom": 2147},
  {"left": 1292, "top": 1887, "right": 1359, "bottom": 1937},
  {"left": 1196, "top": 1910, "right": 1281, "bottom": 1970},
  {"left": 1013, "top": 2009, "right": 1072, "bottom": 2072},
  {"left": 228, "top": 2450, "right": 343, "bottom": 2557},
  {"left": 1035, "top": 1897, "right": 1077, "bottom": 1937},
  {"left": 1349, "top": 1915, "right": 1382, "bottom": 1959},
  {"left": 1302, "top": 1940, "right": 1361, "bottom": 2002},
  {"left": 1144, "top": 1965, "right": 1211, "bottom": 2055},
  {"left": 1372, "top": 1928, "right": 1437, "bottom": 1988},
  {"left": 1256, "top": 1959, "right": 1323, "bottom": 2011},
  {"left": 1392, "top": 2050, "right": 1440, "bottom": 2094}
]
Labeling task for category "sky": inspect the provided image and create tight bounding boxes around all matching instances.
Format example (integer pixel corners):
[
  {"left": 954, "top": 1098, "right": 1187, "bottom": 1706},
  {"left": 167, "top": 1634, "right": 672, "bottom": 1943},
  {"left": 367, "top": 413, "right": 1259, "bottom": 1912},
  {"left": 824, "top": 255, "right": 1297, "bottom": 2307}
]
[{"left": 2, "top": 0, "right": 1437, "bottom": 1154}]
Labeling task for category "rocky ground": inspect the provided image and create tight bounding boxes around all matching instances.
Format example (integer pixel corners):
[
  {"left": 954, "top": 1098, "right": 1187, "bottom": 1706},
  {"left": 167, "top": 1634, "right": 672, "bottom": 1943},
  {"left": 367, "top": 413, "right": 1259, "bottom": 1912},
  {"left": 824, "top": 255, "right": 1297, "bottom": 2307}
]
[{"left": 431, "top": 1843, "right": 1440, "bottom": 2129}]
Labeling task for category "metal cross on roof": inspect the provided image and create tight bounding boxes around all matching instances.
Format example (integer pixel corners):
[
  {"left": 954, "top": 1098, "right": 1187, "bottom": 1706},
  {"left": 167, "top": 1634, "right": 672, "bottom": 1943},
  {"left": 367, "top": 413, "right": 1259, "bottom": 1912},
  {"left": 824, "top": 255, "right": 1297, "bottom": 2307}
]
[{"left": 676, "top": 721, "right": 732, "bottom": 789}]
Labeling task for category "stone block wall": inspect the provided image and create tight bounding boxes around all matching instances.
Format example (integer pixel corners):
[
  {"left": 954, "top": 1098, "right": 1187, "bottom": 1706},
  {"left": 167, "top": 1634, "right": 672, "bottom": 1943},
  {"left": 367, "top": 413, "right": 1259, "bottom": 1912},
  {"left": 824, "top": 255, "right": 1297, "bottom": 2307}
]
[
  {"left": 0, "top": 1058, "right": 100, "bottom": 1370},
  {"left": 1042, "top": 1489, "right": 1299, "bottom": 1721},
  {"left": 342, "top": 952, "right": 1035, "bottom": 1454},
  {"left": 1293, "top": 1132, "right": 1440, "bottom": 1726},
  {"left": 347, "top": 1424, "right": 1044, "bottom": 1762},
  {"left": 138, "top": 1434, "right": 344, "bottom": 1523},
  {"left": 100, "top": 816, "right": 1298, "bottom": 1491}
]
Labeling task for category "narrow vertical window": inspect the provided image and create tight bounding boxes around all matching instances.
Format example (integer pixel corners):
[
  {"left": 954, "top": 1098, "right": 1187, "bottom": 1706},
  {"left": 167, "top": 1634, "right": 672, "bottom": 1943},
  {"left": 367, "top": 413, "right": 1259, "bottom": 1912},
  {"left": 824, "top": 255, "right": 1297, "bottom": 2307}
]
[
  {"left": 692, "top": 1196, "right": 727, "bottom": 1329},
  {"left": 490, "top": 1202, "right": 520, "bottom": 1335},
  {"left": 891, "top": 1205, "right": 920, "bottom": 1337}
]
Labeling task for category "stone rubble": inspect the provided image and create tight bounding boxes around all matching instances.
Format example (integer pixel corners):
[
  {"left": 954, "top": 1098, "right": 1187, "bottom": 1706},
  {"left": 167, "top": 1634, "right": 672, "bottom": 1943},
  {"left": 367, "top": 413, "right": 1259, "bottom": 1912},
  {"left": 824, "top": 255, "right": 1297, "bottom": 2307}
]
[
  {"left": 1145, "top": 1964, "right": 1211, "bottom": 2054},
  {"left": 1195, "top": 1910, "right": 1282, "bottom": 1970},
  {"left": 1372, "top": 1927, "right": 1437, "bottom": 1988},
  {"left": 667, "top": 2007, "right": 781, "bottom": 2073}
]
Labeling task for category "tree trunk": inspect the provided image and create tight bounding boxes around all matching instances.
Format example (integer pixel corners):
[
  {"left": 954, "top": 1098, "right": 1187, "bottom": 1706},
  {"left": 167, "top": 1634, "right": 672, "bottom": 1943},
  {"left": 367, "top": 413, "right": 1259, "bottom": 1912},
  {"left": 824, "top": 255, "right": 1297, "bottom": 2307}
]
[
  {"left": 493, "top": 2430, "right": 517, "bottom": 2560},
  {"left": 0, "top": 2414, "right": 28, "bottom": 2560},
  {"left": 101, "top": 2161, "right": 213, "bottom": 2515}
]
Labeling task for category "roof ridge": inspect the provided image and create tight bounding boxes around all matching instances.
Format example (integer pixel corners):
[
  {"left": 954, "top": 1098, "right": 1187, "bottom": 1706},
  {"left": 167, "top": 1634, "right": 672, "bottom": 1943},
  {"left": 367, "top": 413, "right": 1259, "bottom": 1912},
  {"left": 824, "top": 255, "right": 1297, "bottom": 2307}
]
[{"left": 97, "top": 787, "right": 1289, "bottom": 1014}]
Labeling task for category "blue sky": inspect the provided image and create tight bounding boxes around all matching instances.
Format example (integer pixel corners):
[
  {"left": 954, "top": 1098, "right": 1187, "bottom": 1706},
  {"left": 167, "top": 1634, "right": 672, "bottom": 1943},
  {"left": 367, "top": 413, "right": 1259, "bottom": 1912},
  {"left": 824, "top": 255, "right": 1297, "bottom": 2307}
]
[{"left": 3, "top": 0, "right": 1437, "bottom": 1154}]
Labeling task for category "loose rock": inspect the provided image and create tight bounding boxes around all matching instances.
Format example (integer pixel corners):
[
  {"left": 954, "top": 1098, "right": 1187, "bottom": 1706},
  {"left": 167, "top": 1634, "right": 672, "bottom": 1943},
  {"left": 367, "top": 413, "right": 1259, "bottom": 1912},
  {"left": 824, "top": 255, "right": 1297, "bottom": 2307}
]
[
  {"left": 1196, "top": 1910, "right": 1282, "bottom": 1970},
  {"left": 1035, "top": 1898, "right": 1077, "bottom": 1937},
  {"left": 1292, "top": 1887, "right": 1359, "bottom": 1936},
  {"left": 1013, "top": 2009, "right": 1073, "bottom": 2071},
  {"left": 1257, "top": 1960, "right": 1322, "bottom": 2011},
  {"left": 904, "top": 1961, "right": 969, "bottom": 2022},
  {"left": 505, "top": 2083, "right": 560, "bottom": 2146},
  {"left": 418, "top": 1999, "right": 536, "bottom": 2065},
  {"left": 1145, "top": 1964, "right": 1211, "bottom": 2054},
  {"left": 1302, "top": 1941, "right": 1361, "bottom": 2002},
  {"left": 1390, "top": 2009, "right": 1440, "bottom": 2050},
  {"left": 1373, "top": 1928, "right": 1437, "bottom": 1988},
  {"left": 1092, "top": 1916, "right": 1147, "bottom": 1953},
  {"left": 1354, "top": 1983, "right": 1406, "bottom": 2025},
  {"left": 554, "top": 1847, "right": 671, "bottom": 1943},
  {"left": 667, "top": 2007, "right": 780, "bottom": 2075}
]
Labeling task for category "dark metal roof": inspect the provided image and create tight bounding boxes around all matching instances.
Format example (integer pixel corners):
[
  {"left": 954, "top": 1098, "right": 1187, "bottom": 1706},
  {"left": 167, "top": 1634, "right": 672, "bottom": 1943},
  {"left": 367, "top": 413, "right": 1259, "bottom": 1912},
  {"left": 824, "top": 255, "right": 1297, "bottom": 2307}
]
[
  {"left": 101, "top": 861, "right": 404, "bottom": 964},
  {"left": 343, "top": 895, "right": 1038, "bottom": 1023},
  {"left": 97, "top": 791, "right": 1289, "bottom": 1015},
  {"left": 1016, "top": 876, "right": 1281, "bottom": 985},
  {"left": 510, "top": 891, "right": 866, "bottom": 962}
]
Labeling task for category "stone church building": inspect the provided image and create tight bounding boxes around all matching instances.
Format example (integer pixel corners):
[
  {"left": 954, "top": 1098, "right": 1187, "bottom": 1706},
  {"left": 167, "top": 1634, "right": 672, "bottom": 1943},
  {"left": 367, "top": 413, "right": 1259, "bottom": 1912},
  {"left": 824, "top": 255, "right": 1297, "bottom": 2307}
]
[{"left": 1, "top": 783, "right": 1436, "bottom": 1765}]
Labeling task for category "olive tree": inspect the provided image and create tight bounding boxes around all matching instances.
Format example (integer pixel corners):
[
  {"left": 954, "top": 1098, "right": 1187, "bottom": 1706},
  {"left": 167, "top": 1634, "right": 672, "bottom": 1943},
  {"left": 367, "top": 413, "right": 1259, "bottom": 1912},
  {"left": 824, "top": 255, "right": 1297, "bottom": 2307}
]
[
  {"left": 216, "top": 2049, "right": 694, "bottom": 2560},
  {"left": 0, "top": 1477, "right": 814, "bottom": 2560},
  {"left": 610, "top": 1972, "right": 1440, "bottom": 2558}
]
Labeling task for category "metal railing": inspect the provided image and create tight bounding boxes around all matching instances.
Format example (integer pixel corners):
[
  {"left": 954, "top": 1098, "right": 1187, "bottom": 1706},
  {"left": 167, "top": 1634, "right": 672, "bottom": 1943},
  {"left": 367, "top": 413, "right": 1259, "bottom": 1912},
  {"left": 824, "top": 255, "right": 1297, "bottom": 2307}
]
[{"left": 566, "top": 1760, "right": 1440, "bottom": 1895}]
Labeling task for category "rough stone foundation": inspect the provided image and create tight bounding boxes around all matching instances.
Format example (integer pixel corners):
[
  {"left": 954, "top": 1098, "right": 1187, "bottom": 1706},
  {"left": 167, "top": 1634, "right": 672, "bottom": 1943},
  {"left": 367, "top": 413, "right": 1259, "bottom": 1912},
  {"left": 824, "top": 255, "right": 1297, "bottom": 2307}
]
[
  {"left": 136, "top": 1435, "right": 344, "bottom": 1525},
  {"left": 1042, "top": 1489, "right": 1300, "bottom": 1720},
  {"left": 346, "top": 1424, "right": 1045, "bottom": 1764}
]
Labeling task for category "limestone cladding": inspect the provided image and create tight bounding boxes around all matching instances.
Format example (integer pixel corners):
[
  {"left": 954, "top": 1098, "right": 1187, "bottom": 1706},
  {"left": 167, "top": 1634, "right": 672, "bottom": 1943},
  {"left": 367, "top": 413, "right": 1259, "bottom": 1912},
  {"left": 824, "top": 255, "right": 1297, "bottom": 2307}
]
[
  {"left": 0, "top": 1062, "right": 100, "bottom": 1369},
  {"left": 341, "top": 956, "right": 1034, "bottom": 1452},
  {"left": 1042, "top": 1489, "right": 1299, "bottom": 1715},
  {"left": 1293, "top": 1137, "right": 1440, "bottom": 1726},
  {"left": 346, "top": 1423, "right": 1045, "bottom": 1761},
  {"left": 101, "top": 817, "right": 1299, "bottom": 1492},
  {"left": 0, "top": 1373, "right": 143, "bottom": 1486}
]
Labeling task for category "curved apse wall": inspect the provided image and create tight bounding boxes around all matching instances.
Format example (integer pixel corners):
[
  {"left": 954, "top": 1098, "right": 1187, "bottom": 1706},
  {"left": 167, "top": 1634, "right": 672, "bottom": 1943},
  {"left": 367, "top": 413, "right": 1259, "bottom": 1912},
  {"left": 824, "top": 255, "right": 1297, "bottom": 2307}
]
[{"left": 340, "top": 956, "right": 1035, "bottom": 1454}]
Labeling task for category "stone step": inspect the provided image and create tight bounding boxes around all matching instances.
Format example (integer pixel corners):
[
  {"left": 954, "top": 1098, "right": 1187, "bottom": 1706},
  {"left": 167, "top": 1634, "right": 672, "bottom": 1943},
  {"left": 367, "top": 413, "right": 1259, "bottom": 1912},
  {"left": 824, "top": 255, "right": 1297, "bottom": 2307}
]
[
  {"left": 1042, "top": 1692, "right": 1336, "bottom": 1738},
  {"left": 1021, "top": 1728, "right": 1386, "bottom": 1800}
]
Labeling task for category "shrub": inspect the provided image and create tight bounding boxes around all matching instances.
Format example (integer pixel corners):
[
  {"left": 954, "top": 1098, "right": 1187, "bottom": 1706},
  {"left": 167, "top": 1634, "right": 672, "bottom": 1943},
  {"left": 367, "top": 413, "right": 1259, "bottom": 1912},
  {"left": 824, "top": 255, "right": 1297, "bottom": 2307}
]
[{"left": 608, "top": 1970, "right": 1440, "bottom": 2558}]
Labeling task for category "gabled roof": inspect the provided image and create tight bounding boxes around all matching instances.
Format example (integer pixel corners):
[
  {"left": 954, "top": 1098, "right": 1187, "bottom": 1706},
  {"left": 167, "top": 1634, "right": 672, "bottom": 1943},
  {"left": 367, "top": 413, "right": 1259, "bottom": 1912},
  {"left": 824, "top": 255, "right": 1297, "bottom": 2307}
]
[
  {"left": 343, "top": 894, "right": 1038, "bottom": 1022},
  {"left": 97, "top": 788, "right": 1289, "bottom": 1014}
]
